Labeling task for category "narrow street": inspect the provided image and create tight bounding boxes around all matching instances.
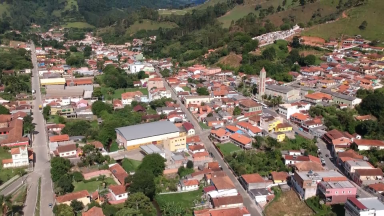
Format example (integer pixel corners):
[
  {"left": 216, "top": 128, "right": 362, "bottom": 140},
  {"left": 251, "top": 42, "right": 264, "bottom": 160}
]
[
  {"left": 157, "top": 69, "right": 263, "bottom": 216},
  {"left": 23, "top": 42, "right": 54, "bottom": 216}
]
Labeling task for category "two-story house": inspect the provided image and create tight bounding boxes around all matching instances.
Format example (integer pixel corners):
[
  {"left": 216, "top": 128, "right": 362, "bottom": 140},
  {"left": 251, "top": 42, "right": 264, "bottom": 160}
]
[
  {"left": 238, "top": 99, "right": 262, "bottom": 117},
  {"left": 2, "top": 146, "right": 30, "bottom": 168},
  {"left": 210, "top": 128, "right": 231, "bottom": 143},
  {"left": 121, "top": 91, "right": 143, "bottom": 105},
  {"left": 318, "top": 180, "right": 357, "bottom": 204}
]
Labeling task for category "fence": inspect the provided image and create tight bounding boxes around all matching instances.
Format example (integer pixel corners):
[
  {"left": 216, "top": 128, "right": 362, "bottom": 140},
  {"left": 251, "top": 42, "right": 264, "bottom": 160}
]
[{"left": 0, "top": 175, "right": 21, "bottom": 192}]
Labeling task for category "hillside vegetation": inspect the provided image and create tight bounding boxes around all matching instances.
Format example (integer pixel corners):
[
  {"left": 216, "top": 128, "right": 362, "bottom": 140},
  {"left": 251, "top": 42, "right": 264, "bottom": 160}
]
[{"left": 303, "top": 0, "right": 384, "bottom": 41}]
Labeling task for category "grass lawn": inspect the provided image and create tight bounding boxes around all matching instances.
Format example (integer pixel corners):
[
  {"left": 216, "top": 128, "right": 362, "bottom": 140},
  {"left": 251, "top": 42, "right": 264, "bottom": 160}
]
[
  {"left": 261, "top": 40, "right": 290, "bottom": 60},
  {"left": 122, "top": 158, "right": 142, "bottom": 172},
  {"left": 64, "top": 22, "right": 95, "bottom": 29},
  {"left": 217, "top": 143, "right": 242, "bottom": 156},
  {"left": 125, "top": 19, "right": 178, "bottom": 35},
  {"left": 199, "top": 122, "right": 210, "bottom": 130},
  {"left": 101, "top": 87, "right": 148, "bottom": 100},
  {"left": 159, "top": 0, "right": 224, "bottom": 16},
  {"left": 0, "top": 3, "right": 10, "bottom": 18},
  {"left": 303, "top": 0, "right": 384, "bottom": 41},
  {"left": 12, "top": 185, "right": 27, "bottom": 204},
  {"left": 73, "top": 177, "right": 117, "bottom": 192},
  {"left": 48, "top": 115, "right": 61, "bottom": 124},
  {"left": 40, "top": 87, "right": 46, "bottom": 95},
  {"left": 109, "top": 141, "right": 119, "bottom": 152},
  {"left": 155, "top": 189, "right": 202, "bottom": 210},
  {"left": 182, "top": 86, "right": 191, "bottom": 92}
]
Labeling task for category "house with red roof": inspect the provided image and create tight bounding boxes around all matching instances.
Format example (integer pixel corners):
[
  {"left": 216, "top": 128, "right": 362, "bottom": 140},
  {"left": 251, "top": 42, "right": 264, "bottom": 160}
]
[
  {"left": 179, "top": 179, "right": 199, "bottom": 191},
  {"left": 182, "top": 122, "right": 195, "bottom": 136}
]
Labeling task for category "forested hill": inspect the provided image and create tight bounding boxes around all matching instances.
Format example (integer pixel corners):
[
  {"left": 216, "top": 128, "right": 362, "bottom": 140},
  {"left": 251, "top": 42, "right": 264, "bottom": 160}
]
[{"left": 0, "top": 0, "right": 208, "bottom": 30}]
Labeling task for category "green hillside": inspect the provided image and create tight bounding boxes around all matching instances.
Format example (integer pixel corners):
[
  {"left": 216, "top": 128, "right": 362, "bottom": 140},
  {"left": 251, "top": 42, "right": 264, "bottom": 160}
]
[
  {"left": 125, "top": 19, "right": 178, "bottom": 36},
  {"left": 303, "top": 0, "right": 384, "bottom": 41}
]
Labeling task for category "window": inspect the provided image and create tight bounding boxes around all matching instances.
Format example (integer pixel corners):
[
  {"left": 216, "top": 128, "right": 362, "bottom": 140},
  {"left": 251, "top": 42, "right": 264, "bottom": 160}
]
[{"left": 335, "top": 191, "right": 338, "bottom": 194}]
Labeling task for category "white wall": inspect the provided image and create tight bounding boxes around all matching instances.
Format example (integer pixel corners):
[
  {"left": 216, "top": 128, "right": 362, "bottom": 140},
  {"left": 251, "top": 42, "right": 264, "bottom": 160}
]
[
  {"left": 126, "top": 131, "right": 180, "bottom": 148},
  {"left": 59, "top": 150, "right": 76, "bottom": 157}
]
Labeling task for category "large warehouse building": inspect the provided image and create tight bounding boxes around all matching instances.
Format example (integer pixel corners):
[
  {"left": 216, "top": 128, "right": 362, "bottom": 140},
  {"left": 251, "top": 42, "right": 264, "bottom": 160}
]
[{"left": 115, "top": 121, "right": 180, "bottom": 150}]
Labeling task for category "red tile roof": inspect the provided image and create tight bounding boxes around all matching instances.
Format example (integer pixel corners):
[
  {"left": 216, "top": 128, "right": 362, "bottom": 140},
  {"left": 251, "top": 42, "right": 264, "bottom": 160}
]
[
  {"left": 355, "top": 168, "right": 383, "bottom": 176},
  {"left": 186, "top": 135, "right": 201, "bottom": 143},
  {"left": 49, "top": 134, "right": 69, "bottom": 142},
  {"left": 182, "top": 122, "right": 194, "bottom": 131},
  {"left": 82, "top": 207, "right": 105, "bottom": 216},
  {"left": 368, "top": 182, "right": 384, "bottom": 192},
  {"left": 56, "top": 190, "right": 89, "bottom": 203},
  {"left": 109, "top": 185, "right": 126, "bottom": 195},
  {"left": 181, "top": 179, "right": 199, "bottom": 186},
  {"left": 109, "top": 164, "right": 128, "bottom": 184},
  {"left": 241, "top": 173, "right": 265, "bottom": 183},
  {"left": 354, "top": 139, "right": 384, "bottom": 147},
  {"left": 229, "top": 133, "right": 251, "bottom": 145}
]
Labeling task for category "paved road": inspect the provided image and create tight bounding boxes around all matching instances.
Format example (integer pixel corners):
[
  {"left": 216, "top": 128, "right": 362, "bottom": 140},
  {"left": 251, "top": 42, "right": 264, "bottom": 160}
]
[
  {"left": 157, "top": 69, "right": 262, "bottom": 216},
  {"left": 23, "top": 43, "right": 54, "bottom": 216},
  {"left": 0, "top": 175, "right": 28, "bottom": 196}
]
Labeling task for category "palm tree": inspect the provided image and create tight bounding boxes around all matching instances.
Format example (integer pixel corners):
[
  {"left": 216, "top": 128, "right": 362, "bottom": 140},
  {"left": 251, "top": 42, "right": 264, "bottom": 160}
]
[{"left": 0, "top": 195, "right": 12, "bottom": 216}]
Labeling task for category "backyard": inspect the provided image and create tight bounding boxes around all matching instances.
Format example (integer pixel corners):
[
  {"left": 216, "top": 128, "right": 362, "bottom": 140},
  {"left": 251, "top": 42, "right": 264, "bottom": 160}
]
[
  {"left": 101, "top": 87, "right": 148, "bottom": 100},
  {"left": 182, "top": 86, "right": 191, "bottom": 92},
  {"left": 73, "top": 177, "right": 117, "bottom": 192},
  {"left": 0, "top": 147, "right": 25, "bottom": 184},
  {"left": 265, "top": 190, "right": 314, "bottom": 216},
  {"left": 122, "top": 158, "right": 142, "bottom": 173},
  {"left": 199, "top": 122, "right": 210, "bottom": 130},
  {"left": 155, "top": 189, "right": 203, "bottom": 212},
  {"left": 217, "top": 143, "right": 242, "bottom": 156}
]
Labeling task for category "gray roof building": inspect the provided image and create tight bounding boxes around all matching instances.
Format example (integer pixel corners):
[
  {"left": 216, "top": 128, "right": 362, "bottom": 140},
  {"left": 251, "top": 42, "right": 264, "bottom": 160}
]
[
  {"left": 266, "top": 85, "right": 294, "bottom": 94},
  {"left": 115, "top": 121, "right": 179, "bottom": 141}
]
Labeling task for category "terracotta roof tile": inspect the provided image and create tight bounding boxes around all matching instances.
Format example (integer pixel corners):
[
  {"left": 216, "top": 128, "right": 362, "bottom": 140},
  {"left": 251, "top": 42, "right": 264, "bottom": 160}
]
[
  {"left": 109, "top": 185, "right": 126, "bottom": 195},
  {"left": 270, "top": 171, "right": 289, "bottom": 181},
  {"left": 49, "top": 134, "right": 69, "bottom": 142},
  {"left": 355, "top": 168, "right": 383, "bottom": 176},
  {"left": 56, "top": 190, "right": 89, "bottom": 203},
  {"left": 229, "top": 133, "right": 251, "bottom": 145},
  {"left": 82, "top": 207, "right": 105, "bottom": 216},
  {"left": 241, "top": 173, "right": 265, "bottom": 183},
  {"left": 109, "top": 164, "right": 128, "bottom": 184},
  {"left": 212, "top": 194, "right": 243, "bottom": 207}
]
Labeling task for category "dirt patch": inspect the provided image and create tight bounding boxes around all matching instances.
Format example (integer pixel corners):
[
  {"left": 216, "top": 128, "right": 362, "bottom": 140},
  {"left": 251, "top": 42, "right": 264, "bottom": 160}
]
[
  {"left": 299, "top": 50, "right": 325, "bottom": 57},
  {"left": 265, "top": 190, "right": 314, "bottom": 216},
  {"left": 300, "top": 36, "right": 326, "bottom": 46},
  {"left": 218, "top": 53, "right": 242, "bottom": 68},
  {"left": 342, "top": 11, "right": 348, "bottom": 18}
]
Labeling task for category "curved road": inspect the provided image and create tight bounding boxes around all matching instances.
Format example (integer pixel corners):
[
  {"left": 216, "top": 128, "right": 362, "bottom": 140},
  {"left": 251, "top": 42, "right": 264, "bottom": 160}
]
[{"left": 23, "top": 43, "right": 54, "bottom": 216}]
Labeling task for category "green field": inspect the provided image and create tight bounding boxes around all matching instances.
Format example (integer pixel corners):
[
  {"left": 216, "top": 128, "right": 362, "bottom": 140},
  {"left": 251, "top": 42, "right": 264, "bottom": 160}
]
[
  {"left": 265, "top": 0, "right": 338, "bottom": 27},
  {"left": 182, "top": 86, "right": 191, "bottom": 92},
  {"left": 218, "top": 0, "right": 299, "bottom": 28},
  {"left": 125, "top": 19, "right": 178, "bottom": 36},
  {"left": 303, "top": 0, "right": 384, "bottom": 41},
  {"left": 122, "top": 158, "right": 142, "bottom": 172},
  {"left": 217, "top": 143, "right": 242, "bottom": 156},
  {"left": 0, "top": 3, "right": 10, "bottom": 17},
  {"left": 159, "top": 0, "right": 226, "bottom": 16},
  {"left": 199, "top": 122, "right": 211, "bottom": 129},
  {"left": 64, "top": 22, "right": 95, "bottom": 29},
  {"left": 101, "top": 87, "right": 149, "bottom": 100},
  {"left": 73, "top": 177, "right": 117, "bottom": 192},
  {"left": 155, "top": 189, "right": 202, "bottom": 210}
]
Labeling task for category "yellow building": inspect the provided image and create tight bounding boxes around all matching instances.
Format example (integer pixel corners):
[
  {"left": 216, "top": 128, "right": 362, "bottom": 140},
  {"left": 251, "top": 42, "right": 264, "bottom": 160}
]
[
  {"left": 50, "top": 105, "right": 76, "bottom": 118},
  {"left": 275, "top": 123, "right": 293, "bottom": 133},
  {"left": 40, "top": 78, "right": 66, "bottom": 87},
  {"left": 163, "top": 134, "right": 187, "bottom": 152},
  {"left": 271, "top": 132, "right": 285, "bottom": 142}
]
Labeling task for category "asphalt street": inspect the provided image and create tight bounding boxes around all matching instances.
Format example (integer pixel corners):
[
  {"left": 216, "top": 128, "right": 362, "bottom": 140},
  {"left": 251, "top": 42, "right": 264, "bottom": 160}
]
[
  {"left": 157, "top": 69, "right": 263, "bottom": 216},
  {"left": 22, "top": 43, "right": 54, "bottom": 216}
]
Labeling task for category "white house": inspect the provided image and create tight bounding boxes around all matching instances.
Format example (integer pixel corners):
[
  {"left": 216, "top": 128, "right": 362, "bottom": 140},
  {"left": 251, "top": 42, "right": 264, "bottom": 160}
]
[
  {"left": 208, "top": 176, "right": 238, "bottom": 198},
  {"left": 109, "top": 185, "right": 128, "bottom": 201},
  {"left": 179, "top": 179, "right": 199, "bottom": 191},
  {"left": 278, "top": 102, "right": 311, "bottom": 119},
  {"left": 56, "top": 144, "right": 77, "bottom": 157},
  {"left": 188, "top": 144, "right": 205, "bottom": 154},
  {"left": 129, "top": 62, "right": 146, "bottom": 73},
  {"left": 2, "top": 146, "right": 30, "bottom": 168},
  {"left": 149, "top": 89, "right": 171, "bottom": 101},
  {"left": 249, "top": 188, "right": 272, "bottom": 203},
  {"left": 182, "top": 122, "right": 195, "bottom": 136}
]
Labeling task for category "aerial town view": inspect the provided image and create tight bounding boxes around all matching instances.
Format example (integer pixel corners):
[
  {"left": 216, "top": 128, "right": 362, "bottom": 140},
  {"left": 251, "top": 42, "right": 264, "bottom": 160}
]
[{"left": 0, "top": 0, "right": 383, "bottom": 215}]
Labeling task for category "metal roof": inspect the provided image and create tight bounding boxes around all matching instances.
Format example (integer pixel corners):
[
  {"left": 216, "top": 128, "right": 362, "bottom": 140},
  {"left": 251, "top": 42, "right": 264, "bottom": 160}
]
[
  {"left": 115, "top": 121, "right": 179, "bottom": 141},
  {"left": 266, "top": 85, "right": 295, "bottom": 94},
  {"left": 140, "top": 144, "right": 163, "bottom": 154}
]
